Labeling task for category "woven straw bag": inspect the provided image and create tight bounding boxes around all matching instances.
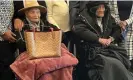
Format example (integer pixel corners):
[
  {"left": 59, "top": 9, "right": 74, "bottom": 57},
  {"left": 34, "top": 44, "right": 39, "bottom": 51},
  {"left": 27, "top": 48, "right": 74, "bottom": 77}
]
[{"left": 24, "top": 30, "right": 62, "bottom": 59}]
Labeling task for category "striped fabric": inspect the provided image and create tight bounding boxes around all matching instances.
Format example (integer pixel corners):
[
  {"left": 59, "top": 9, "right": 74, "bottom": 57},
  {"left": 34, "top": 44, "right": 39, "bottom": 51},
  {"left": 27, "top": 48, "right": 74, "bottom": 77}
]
[
  {"left": 108, "top": 1, "right": 133, "bottom": 60},
  {"left": 0, "top": 0, "right": 14, "bottom": 41},
  {"left": 125, "top": 24, "right": 133, "bottom": 59},
  {"left": 108, "top": 0, "right": 120, "bottom": 23}
]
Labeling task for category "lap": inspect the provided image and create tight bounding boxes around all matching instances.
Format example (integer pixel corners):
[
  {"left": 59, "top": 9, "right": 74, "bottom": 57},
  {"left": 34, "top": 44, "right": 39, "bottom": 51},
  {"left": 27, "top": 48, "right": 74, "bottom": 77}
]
[{"left": 98, "top": 54, "right": 133, "bottom": 80}]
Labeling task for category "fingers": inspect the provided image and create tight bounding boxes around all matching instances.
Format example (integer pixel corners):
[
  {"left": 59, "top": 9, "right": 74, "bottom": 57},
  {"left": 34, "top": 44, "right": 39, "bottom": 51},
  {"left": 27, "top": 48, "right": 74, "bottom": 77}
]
[
  {"left": 105, "top": 38, "right": 112, "bottom": 46},
  {"left": 9, "top": 32, "right": 16, "bottom": 42},
  {"left": 5, "top": 30, "right": 16, "bottom": 42},
  {"left": 8, "top": 33, "right": 16, "bottom": 42},
  {"left": 14, "top": 18, "right": 24, "bottom": 31},
  {"left": 99, "top": 38, "right": 111, "bottom": 46},
  {"left": 12, "top": 32, "right": 16, "bottom": 37},
  {"left": 99, "top": 38, "right": 108, "bottom": 46},
  {"left": 119, "top": 21, "right": 124, "bottom": 29},
  {"left": 9, "top": 36, "right": 16, "bottom": 42},
  {"left": 105, "top": 41, "right": 110, "bottom": 46},
  {"left": 119, "top": 21, "right": 127, "bottom": 30}
]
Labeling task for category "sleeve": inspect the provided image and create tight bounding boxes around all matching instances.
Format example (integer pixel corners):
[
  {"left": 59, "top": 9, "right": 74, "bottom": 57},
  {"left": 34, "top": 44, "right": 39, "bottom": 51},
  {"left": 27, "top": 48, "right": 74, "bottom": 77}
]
[
  {"left": 125, "top": 5, "right": 133, "bottom": 25},
  {"left": 0, "top": 26, "right": 8, "bottom": 36},
  {"left": 125, "top": 16, "right": 133, "bottom": 25},
  {"left": 69, "top": 1, "right": 80, "bottom": 27},
  {"left": 108, "top": 1, "right": 120, "bottom": 23},
  {"left": 0, "top": 0, "right": 14, "bottom": 35},
  {"left": 72, "top": 16, "right": 99, "bottom": 43},
  {"left": 110, "top": 16, "right": 122, "bottom": 42},
  {"left": 45, "top": 0, "right": 60, "bottom": 29}
]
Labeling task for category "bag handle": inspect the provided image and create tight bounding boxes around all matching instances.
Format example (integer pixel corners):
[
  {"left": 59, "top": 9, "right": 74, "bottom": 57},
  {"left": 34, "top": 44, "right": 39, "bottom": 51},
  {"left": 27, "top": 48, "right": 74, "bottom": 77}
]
[
  {"left": 32, "top": 26, "right": 36, "bottom": 40},
  {"left": 19, "top": 31, "right": 25, "bottom": 41},
  {"left": 32, "top": 27, "right": 55, "bottom": 40},
  {"left": 50, "top": 27, "right": 55, "bottom": 39}
]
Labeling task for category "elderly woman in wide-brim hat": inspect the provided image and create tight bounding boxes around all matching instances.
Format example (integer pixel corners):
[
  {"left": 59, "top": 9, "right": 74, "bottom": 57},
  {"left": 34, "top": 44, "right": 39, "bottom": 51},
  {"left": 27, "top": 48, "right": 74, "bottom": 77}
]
[
  {"left": 18, "top": 0, "right": 47, "bottom": 30},
  {"left": 15, "top": 0, "right": 57, "bottom": 53},
  {"left": 72, "top": 1, "right": 133, "bottom": 80}
]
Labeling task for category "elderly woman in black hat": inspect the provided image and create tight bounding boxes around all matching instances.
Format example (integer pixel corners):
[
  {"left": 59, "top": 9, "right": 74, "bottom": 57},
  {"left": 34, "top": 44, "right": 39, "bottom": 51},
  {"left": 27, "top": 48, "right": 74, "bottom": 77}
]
[
  {"left": 72, "top": 1, "right": 133, "bottom": 80},
  {"left": 15, "top": 0, "right": 58, "bottom": 53}
]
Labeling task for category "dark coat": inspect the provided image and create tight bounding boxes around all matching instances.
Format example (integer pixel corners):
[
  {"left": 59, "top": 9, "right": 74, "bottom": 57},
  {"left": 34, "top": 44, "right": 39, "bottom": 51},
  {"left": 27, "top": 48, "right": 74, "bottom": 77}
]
[
  {"left": 69, "top": 1, "right": 88, "bottom": 28},
  {"left": 72, "top": 2, "right": 132, "bottom": 80},
  {"left": 72, "top": 5, "right": 122, "bottom": 44}
]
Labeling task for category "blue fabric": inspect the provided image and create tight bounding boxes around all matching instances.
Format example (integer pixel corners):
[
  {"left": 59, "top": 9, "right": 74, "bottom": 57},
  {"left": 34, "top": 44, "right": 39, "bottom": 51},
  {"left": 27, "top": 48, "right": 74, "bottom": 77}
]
[{"left": 122, "top": 27, "right": 128, "bottom": 39}]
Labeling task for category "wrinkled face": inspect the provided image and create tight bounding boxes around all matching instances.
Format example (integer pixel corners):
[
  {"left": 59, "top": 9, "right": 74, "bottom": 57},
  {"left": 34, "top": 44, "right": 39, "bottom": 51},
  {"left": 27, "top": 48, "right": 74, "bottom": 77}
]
[
  {"left": 25, "top": 8, "right": 41, "bottom": 23},
  {"left": 96, "top": 4, "right": 105, "bottom": 17}
]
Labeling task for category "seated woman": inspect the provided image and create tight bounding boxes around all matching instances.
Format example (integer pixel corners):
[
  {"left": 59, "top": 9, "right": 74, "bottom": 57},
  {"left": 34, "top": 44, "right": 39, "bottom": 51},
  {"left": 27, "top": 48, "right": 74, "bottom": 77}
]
[
  {"left": 72, "top": 1, "right": 133, "bottom": 80},
  {"left": 10, "top": 1, "right": 78, "bottom": 80},
  {"left": 14, "top": 0, "right": 58, "bottom": 53}
]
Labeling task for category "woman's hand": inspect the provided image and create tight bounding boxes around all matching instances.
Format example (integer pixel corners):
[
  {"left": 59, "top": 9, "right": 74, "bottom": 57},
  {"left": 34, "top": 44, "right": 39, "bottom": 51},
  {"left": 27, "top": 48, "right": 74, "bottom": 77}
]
[
  {"left": 106, "top": 38, "right": 112, "bottom": 46},
  {"left": 99, "top": 38, "right": 108, "bottom": 46},
  {"left": 99, "top": 38, "right": 112, "bottom": 46},
  {"left": 14, "top": 18, "right": 24, "bottom": 31},
  {"left": 2, "top": 29, "right": 16, "bottom": 42},
  {"left": 119, "top": 21, "right": 127, "bottom": 30}
]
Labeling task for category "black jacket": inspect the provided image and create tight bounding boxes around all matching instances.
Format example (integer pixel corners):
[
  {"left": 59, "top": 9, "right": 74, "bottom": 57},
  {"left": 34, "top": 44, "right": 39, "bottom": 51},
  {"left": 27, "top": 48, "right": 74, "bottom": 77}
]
[
  {"left": 72, "top": 3, "right": 122, "bottom": 44},
  {"left": 72, "top": 2, "right": 131, "bottom": 80},
  {"left": 69, "top": 1, "right": 88, "bottom": 28}
]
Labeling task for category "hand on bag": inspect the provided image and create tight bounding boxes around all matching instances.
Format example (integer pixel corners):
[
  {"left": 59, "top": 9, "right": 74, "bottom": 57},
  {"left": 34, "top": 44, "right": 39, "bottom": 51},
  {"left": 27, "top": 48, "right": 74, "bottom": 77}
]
[
  {"left": 2, "top": 29, "right": 16, "bottom": 42},
  {"left": 14, "top": 18, "right": 24, "bottom": 31},
  {"left": 119, "top": 21, "right": 127, "bottom": 30}
]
